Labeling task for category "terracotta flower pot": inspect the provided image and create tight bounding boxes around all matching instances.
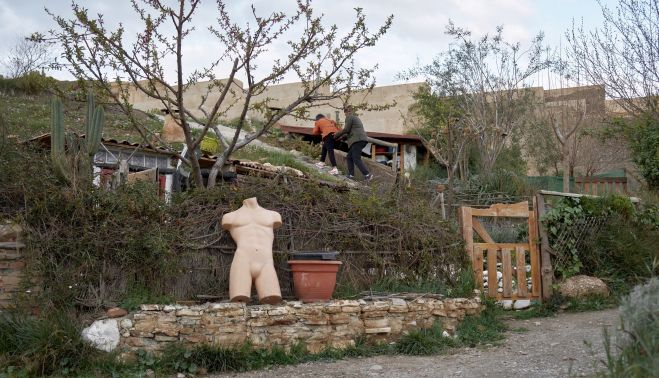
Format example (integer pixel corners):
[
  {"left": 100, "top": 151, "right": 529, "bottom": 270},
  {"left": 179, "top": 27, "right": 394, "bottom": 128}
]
[{"left": 288, "top": 260, "right": 342, "bottom": 303}]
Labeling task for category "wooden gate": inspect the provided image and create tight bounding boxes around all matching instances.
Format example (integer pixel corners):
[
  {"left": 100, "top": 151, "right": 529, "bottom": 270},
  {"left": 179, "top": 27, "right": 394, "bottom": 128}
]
[{"left": 460, "top": 202, "right": 541, "bottom": 300}]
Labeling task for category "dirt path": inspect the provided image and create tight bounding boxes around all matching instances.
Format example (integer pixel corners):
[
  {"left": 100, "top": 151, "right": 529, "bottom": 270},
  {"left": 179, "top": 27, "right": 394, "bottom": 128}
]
[{"left": 216, "top": 309, "right": 619, "bottom": 378}]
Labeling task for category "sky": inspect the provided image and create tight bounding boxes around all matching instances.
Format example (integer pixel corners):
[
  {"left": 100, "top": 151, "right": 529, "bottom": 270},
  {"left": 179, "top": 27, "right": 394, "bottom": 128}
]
[{"left": 0, "top": 0, "right": 618, "bottom": 87}]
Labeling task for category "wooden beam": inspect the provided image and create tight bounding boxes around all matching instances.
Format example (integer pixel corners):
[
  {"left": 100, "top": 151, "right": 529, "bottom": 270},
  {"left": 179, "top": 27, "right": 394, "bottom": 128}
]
[
  {"left": 538, "top": 190, "right": 640, "bottom": 203},
  {"left": 516, "top": 246, "right": 528, "bottom": 297},
  {"left": 502, "top": 248, "right": 512, "bottom": 297},
  {"left": 472, "top": 218, "right": 495, "bottom": 243},
  {"left": 535, "top": 192, "right": 554, "bottom": 300},
  {"left": 470, "top": 201, "right": 530, "bottom": 217},
  {"left": 487, "top": 247, "right": 498, "bottom": 298}
]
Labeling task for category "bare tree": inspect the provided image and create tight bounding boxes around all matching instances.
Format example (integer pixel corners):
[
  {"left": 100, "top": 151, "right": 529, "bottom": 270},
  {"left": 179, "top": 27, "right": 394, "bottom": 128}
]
[
  {"left": 3, "top": 36, "right": 54, "bottom": 78},
  {"left": 403, "top": 22, "right": 551, "bottom": 173},
  {"left": 567, "top": 0, "right": 659, "bottom": 121},
  {"left": 45, "top": 1, "right": 392, "bottom": 188}
]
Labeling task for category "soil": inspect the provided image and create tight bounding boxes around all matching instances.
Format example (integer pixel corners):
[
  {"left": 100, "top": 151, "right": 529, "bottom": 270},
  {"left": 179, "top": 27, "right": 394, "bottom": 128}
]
[{"left": 214, "top": 308, "right": 619, "bottom": 378}]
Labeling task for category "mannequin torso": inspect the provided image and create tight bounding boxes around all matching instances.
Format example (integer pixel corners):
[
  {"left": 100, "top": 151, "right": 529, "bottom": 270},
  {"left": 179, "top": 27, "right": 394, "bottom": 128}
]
[{"left": 221, "top": 197, "right": 282, "bottom": 304}]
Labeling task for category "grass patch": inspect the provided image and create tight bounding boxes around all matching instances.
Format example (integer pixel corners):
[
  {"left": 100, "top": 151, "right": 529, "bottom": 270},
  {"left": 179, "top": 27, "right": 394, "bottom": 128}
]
[
  {"left": 456, "top": 299, "right": 507, "bottom": 346},
  {"left": 0, "top": 311, "right": 96, "bottom": 376},
  {"left": 510, "top": 300, "right": 558, "bottom": 320},
  {"left": 118, "top": 285, "right": 175, "bottom": 312},
  {"left": 564, "top": 295, "right": 618, "bottom": 313},
  {"left": 2, "top": 93, "right": 161, "bottom": 142},
  {"left": 395, "top": 322, "right": 458, "bottom": 355}
]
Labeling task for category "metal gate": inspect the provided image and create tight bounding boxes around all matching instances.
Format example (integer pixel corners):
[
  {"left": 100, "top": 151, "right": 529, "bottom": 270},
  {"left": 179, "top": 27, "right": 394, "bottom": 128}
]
[{"left": 460, "top": 201, "right": 541, "bottom": 300}]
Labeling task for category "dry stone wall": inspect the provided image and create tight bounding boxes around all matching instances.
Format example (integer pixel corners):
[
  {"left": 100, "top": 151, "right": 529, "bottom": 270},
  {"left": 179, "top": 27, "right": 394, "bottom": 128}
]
[
  {"left": 118, "top": 295, "right": 482, "bottom": 353},
  {"left": 0, "top": 220, "right": 27, "bottom": 309}
]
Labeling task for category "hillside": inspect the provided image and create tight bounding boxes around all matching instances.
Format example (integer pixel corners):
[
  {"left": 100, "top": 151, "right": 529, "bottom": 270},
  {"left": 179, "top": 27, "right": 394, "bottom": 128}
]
[{"left": 1, "top": 93, "right": 162, "bottom": 142}]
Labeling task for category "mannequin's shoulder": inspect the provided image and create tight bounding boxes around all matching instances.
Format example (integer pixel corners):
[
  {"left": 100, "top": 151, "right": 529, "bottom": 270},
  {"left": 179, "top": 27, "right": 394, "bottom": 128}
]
[
  {"left": 267, "top": 209, "right": 282, "bottom": 228},
  {"left": 221, "top": 208, "right": 240, "bottom": 229}
]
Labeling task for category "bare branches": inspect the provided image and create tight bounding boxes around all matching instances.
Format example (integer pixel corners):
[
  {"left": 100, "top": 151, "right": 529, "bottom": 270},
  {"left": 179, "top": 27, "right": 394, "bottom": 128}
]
[
  {"left": 566, "top": 0, "right": 659, "bottom": 121},
  {"left": 47, "top": 0, "right": 392, "bottom": 188}
]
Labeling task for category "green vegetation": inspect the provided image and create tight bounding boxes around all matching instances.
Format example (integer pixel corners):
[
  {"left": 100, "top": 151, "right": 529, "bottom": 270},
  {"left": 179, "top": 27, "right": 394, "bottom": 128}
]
[
  {"left": 542, "top": 195, "right": 659, "bottom": 294},
  {"left": 598, "top": 278, "right": 659, "bottom": 377}
]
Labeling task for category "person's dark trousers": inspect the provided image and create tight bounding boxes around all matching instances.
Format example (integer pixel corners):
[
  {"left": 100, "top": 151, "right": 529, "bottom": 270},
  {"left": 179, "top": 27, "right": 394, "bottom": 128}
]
[
  {"left": 347, "top": 141, "right": 370, "bottom": 176},
  {"left": 320, "top": 133, "right": 337, "bottom": 167}
]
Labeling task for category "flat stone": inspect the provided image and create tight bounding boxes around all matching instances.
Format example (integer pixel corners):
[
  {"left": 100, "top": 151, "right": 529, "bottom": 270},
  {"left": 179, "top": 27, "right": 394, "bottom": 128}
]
[
  {"left": 140, "top": 304, "right": 161, "bottom": 311},
  {"left": 364, "top": 327, "right": 391, "bottom": 334},
  {"left": 513, "top": 299, "right": 531, "bottom": 310}
]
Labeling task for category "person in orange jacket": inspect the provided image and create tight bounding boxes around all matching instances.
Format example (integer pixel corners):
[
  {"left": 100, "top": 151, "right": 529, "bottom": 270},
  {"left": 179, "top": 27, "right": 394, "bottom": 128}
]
[{"left": 312, "top": 114, "right": 341, "bottom": 175}]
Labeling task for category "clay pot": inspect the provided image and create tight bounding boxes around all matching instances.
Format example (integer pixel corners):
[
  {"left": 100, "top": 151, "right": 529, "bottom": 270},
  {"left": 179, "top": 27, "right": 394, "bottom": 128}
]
[{"left": 288, "top": 260, "right": 342, "bottom": 303}]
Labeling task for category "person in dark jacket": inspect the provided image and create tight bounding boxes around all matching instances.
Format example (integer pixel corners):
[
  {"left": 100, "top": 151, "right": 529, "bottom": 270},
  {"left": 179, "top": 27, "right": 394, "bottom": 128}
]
[{"left": 334, "top": 105, "right": 373, "bottom": 181}]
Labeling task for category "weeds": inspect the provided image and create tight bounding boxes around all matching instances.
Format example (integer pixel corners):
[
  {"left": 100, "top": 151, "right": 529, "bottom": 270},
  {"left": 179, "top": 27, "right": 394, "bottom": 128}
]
[
  {"left": 456, "top": 299, "right": 507, "bottom": 346},
  {"left": 0, "top": 311, "right": 95, "bottom": 376},
  {"left": 395, "top": 322, "right": 458, "bottom": 355}
]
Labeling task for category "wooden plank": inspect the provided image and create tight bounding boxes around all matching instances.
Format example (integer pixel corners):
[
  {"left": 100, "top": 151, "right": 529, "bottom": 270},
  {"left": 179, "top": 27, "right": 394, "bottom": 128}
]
[
  {"left": 460, "top": 207, "right": 474, "bottom": 260},
  {"left": 473, "top": 243, "right": 529, "bottom": 250},
  {"left": 535, "top": 193, "right": 554, "bottom": 300},
  {"left": 472, "top": 218, "right": 495, "bottom": 243},
  {"left": 537, "top": 190, "right": 640, "bottom": 203},
  {"left": 487, "top": 248, "right": 498, "bottom": 298},
  {"left": 502, "top": 248, "right": 512, "bottom": 297},
  {"left": 516, "top": 246, "right": 528, "bottom": 297},
  {"left": 470, "top": 201, "right": 529, "bottom": 218},
  {"left": 474, "top": 246, "right": 484, "bottom": 290},
  {"left": 528, "top": 208, "right": 542, "bottom": 297}
]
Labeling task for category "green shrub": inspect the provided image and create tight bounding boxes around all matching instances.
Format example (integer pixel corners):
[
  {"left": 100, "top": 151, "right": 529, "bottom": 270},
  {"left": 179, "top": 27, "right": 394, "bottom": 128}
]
[
  {"left": 0, "top": 72, "right": 56, "bottom": 95},
  {"left": 543, "top": 195, "right": 659, "bottom": 292},
  {"left": 599, "top": 278, "right": 659, "bottom": 377}
]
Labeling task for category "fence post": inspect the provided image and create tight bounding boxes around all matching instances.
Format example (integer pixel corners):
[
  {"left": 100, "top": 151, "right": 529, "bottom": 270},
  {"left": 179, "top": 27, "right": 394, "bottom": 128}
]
[{"left": 535, "top": 192, "right": 554, "bottom": 300}]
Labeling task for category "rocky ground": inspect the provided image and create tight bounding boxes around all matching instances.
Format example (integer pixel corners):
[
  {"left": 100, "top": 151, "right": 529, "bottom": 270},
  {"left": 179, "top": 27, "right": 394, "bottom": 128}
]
[{"left": 214, "top": 308, "right": 619, "bottom": 378}]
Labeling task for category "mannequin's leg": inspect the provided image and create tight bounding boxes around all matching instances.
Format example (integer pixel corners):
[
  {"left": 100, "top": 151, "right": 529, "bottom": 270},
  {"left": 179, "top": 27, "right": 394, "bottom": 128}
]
[
  {"left": 254, "top": 264, "right": 282, "bottom": 304},
  {"left": 229, "top": 258, "right": 252, "bottom": 302}
]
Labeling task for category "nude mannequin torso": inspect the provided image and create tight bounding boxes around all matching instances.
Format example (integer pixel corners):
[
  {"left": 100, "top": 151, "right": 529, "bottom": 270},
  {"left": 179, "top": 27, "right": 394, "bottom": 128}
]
[{"left": 221, "top": 197, "right": 282, "bottom": 304}]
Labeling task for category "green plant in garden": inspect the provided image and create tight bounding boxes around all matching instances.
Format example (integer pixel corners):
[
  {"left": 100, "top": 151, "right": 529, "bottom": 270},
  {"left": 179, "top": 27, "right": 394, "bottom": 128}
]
[
  {"left": 599, "top": 278, "right": 659, "bottom": 377},
  {"left": 50, "top": 91, "right": 104, "bottom": 186},
  {"left": 543, "top": 195, "right": 659, "bottom": 293},
  {"left": 542, "top": 197, "right": 586, "bottom": 278}
]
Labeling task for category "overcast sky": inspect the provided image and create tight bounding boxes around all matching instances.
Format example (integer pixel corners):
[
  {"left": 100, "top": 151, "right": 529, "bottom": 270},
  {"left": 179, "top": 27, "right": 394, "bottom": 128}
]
[{"left": 0, "top": 0, "right": 617, "bottom": 86}]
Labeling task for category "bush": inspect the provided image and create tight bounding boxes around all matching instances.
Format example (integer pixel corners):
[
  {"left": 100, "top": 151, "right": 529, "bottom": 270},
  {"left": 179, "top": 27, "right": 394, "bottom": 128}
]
[
  {"left": 0, "top": 72, "right": 55, "bottom": 95},
  {"left": 600, "top": 278, "right": 659, "bottom": 377},
  {"left": 543, "top": 195, "right": 659, "bottom": 292}
]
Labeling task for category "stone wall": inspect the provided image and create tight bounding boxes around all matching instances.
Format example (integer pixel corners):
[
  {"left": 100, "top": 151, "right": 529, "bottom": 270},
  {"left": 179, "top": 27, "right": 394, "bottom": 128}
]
[
  {"left": 0, "top": 220, "right": 26, "bottom": 309},
  {"left": 117, "top": 295, "right": 481, "bottom": 354}
]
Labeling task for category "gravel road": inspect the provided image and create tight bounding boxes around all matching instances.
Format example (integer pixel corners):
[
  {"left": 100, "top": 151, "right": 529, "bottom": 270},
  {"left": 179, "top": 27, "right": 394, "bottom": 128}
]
[{"left": 215, "top": 308, "right": 619, "bottom": 378}]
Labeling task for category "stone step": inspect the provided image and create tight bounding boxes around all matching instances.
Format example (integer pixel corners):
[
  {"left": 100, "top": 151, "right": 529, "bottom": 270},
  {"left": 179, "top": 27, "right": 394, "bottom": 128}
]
[{"left": 0, "top": 242, "right": 25, "bottom": 250}]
